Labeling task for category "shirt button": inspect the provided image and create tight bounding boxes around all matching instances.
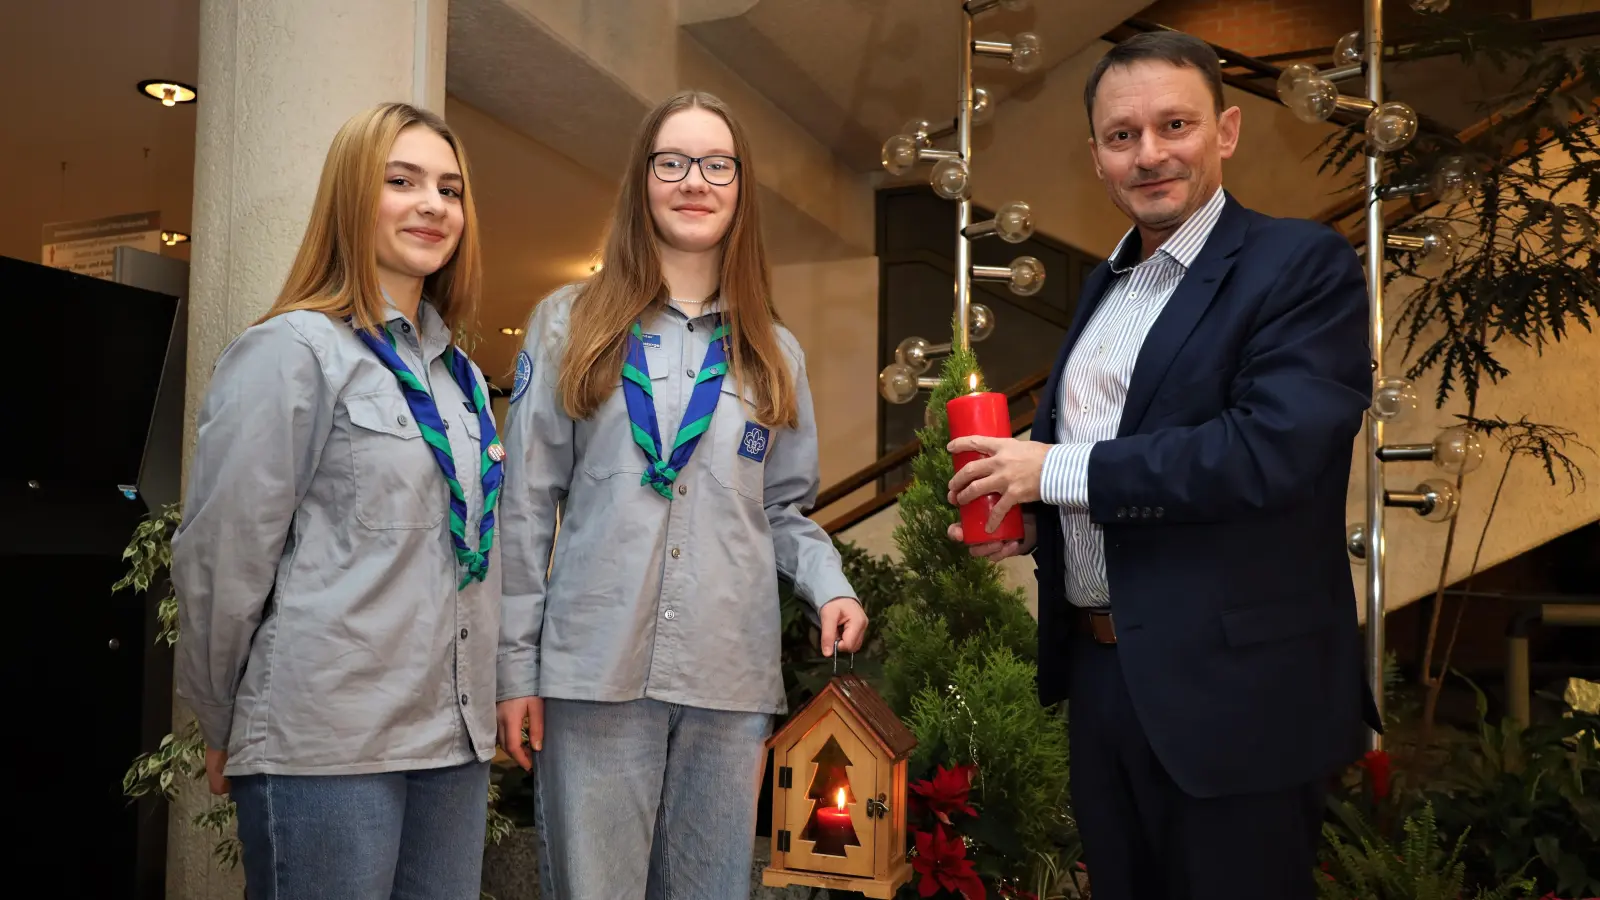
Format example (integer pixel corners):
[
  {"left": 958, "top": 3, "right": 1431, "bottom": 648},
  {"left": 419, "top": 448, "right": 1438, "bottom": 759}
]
[
  {"left": 1080, "top": 404, "right": 1089, "bottom": 413},
  {"left": 401, "top": 322, "right": 412, "bottom": 333},
  {"left": 398, "top": 414, "right": 409, "bottom": 427},
  {"left": 459, "top": 694, "right": 469, "bottom": 706},
  {"left": 686, "top": 368, "right": 696, "bottom": 378},
  {"left": 460, "top": 628, "right": 468, "bottom": 640},
  {"left": 670, "top": 547, "right": 681, "bottom": 559},
  {"left": 687, "top": 322, "right": 695, "bottom": 332},
  {"left": 663, "top": 609, "right": 678, "bottom": 620},
  {"left": 678, "top": 484, "right": 688, "bottom": 496}
]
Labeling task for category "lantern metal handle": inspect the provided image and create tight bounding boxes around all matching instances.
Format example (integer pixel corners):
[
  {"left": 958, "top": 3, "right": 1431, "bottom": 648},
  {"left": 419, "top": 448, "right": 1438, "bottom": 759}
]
[{"left": 832, "top": 639, "right": 855, "bottom": 674}]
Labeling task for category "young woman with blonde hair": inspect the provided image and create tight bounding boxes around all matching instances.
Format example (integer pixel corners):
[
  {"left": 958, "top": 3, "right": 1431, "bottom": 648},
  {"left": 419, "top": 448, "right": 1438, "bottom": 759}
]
[
  {"left": 495, "top": 88, "right": 868, "bottom": 899},
  {"left": 172, "top": 102, "right": 503, "bottom": 899}
]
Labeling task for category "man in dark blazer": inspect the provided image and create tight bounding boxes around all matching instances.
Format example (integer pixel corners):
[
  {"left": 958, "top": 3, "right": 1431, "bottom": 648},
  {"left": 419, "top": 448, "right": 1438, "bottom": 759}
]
[{"left": 945, "top": 30, "right": 1379, "bottom": 900}]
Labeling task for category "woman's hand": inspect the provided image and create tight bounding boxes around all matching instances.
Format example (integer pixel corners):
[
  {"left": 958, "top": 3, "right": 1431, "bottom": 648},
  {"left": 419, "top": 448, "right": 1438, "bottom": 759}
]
[
  {"left": 818, "top": 597, "right": 868, "bottom": 656},
  {"left": 496, "top": 696, "right": 545, "bottom": 771},
  {"left": 205, "top": 748, "right": 230, "bottom": 796}
]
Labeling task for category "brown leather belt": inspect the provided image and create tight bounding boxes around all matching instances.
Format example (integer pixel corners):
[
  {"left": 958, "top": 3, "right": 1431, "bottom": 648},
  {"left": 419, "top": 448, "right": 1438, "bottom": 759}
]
[{"left": 1077, "top": 608, "right": 1117, "bottom": 645}]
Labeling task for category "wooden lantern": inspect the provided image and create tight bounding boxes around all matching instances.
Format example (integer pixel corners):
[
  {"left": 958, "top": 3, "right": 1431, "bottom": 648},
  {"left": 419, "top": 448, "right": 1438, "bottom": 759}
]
[{"left": 762, "top": 673, "right": 918, "bottom": 898}]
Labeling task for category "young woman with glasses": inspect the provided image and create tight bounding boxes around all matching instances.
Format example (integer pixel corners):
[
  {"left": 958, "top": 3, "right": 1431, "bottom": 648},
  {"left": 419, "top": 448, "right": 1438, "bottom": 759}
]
[{"left": 494, "top": 89, "right": 867, "bottom": 899}]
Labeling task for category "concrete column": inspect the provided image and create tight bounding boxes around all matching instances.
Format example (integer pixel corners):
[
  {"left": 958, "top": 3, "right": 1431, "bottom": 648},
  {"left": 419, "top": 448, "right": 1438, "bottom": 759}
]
[{"left": 169, "top": 2, "right": 447, "bottom": 897}]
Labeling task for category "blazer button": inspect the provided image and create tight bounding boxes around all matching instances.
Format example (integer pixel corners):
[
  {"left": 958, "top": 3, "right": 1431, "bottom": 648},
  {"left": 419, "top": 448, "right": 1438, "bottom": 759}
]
[
  {"left": 1142, "top": 507, "right": 1152, "bottom": 518},
  {"left": 1115, "top": 507, "right": 1126, "bottom": 518},
  {"left": 1155, "top": 507, "right": 1165, "bottom": 518}
]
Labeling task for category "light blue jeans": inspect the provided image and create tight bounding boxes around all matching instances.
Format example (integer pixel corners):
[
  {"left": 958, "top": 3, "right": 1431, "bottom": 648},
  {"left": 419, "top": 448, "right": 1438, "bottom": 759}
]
[
  {"left": 231, "top": 760, "right": 489, "bottom": 900},
  {"left": 536, "top": 698, "right": 773, "bottom": 900}
]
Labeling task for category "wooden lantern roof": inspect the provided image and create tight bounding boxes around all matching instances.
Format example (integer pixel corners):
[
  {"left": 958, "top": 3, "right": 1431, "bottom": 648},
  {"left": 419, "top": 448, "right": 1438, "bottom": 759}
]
[{"left": 768, "top": 673, "right": 917, "bottom": 761}]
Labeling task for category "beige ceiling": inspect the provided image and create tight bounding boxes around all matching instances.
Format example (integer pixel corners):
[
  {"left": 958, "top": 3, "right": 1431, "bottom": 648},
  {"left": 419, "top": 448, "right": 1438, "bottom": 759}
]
[
  {"left": 684, "top": 0, "right": 1142, "bottom": 170},
  {"left": 2, "top": 0, "right": 1143, "bottom": 385}
]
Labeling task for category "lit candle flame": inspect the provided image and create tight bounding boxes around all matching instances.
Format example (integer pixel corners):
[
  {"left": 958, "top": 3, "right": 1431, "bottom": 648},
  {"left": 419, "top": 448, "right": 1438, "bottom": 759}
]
[
  {"left": 835, "top": 788, "right": 846, "bottom": 811},
  {"left": 967, "top": 373, "right": 979, "bottom": 393}
]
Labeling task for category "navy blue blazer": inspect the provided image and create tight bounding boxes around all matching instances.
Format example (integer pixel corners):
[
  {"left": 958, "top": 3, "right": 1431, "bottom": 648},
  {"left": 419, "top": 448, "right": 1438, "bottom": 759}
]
[{"left": 1029, "top": 192, "right": 1379, "bottom": 799}]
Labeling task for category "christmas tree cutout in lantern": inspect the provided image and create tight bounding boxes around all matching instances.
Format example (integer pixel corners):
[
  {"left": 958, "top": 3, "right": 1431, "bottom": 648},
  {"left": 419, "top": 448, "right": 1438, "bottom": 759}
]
[{"left": 762, "top": 669, "right": 917, "bottom": 898}]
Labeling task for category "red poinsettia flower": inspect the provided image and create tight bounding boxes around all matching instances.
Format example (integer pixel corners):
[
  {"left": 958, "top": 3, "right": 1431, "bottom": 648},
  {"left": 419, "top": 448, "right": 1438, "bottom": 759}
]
[
  {"left": 912, "top": 826, "right": 986, "bottom": 900},
  {"left": 910, "top": 763, "right": 978, "bottom": 824},
  {"left": 1356, "top": 749, "right": 1392, "bottom": 800}
]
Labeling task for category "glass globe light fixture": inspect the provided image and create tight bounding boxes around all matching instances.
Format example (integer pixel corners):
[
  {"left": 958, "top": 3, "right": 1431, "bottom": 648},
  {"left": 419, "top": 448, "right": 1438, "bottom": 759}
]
[
  {"left": 901, "top": 119, "right": 934, "bottom": 145},
  {"left": 1417, "top": 478, "right": 1460, "bottom": 523},
  {"left": 1366, "top": 101, "right": 1419, "bottom": 152},
  {"left": 1007, "top": 256, "right": 1046, "bottom": 296},
  {"left": 881, "top": 134, "right": 921, "bottom": 176},
  {"left": 1333, "top": 31, "right": 1364, "bottom": 65},
  {"left": 895, "top": 336, "right": 934, "bottom": 375},
  {"left": 879, "top": 362, "right": 919, "bottom": 404},
  {"left": 1414, "top": 220, "right": 1461, "bottom": 278},
  {"left": 931, "top": 157, "right": 972, "bottom": 201},
  {"left": 1010, "top": 33, "right": 1043, "bottom": 74},
  {"left": 969, "top": 303, "right": 996, "bottom": 342},
  {"left": 1429, "top": 155, "right": 1481, "bottom": 205},
  {"left": 1432, "top": 425, "right": 1484, "bottom": 475},
  {"left": 1345, "top": 522, "right": 1368, "bottom": 563},
  {"left": 1276, "top": 63, "right": 1320, "bottom": 103},
  {"left": 970, "top": 86, "right": 994, "bottom": 125},
  {"left": 1372, "top": 376, "right": 1418, "bottom": 422},
  {"left": 994, "top": 200, "right": 1034, "bottom": 243},
  {"left": 1411, "top": 0, "right": 1450, "bottom": 12},
  {"left": 1287, "top": 74, "right": 1340, "bottom": 123}
]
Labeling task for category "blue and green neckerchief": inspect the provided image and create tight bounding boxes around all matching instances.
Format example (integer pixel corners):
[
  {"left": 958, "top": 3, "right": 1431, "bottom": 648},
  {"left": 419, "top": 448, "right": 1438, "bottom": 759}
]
[
  {"left": 621, "top": 316, "right": 730, "bottom": 498},
  {"left": 352, "top": 318, "right": 504, "bottom": 589}
]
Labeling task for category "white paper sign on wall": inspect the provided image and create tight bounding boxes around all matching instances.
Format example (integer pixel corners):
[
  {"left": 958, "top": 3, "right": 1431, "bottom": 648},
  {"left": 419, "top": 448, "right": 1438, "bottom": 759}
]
[{"left": 42, "top": 211, "right": 163, "bottom": 280}]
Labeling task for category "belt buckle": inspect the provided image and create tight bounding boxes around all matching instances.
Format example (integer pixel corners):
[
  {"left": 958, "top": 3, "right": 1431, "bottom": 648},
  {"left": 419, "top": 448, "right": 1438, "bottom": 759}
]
[{"left": 1086, "top": 610, "right": 1117, "bottom": 645}]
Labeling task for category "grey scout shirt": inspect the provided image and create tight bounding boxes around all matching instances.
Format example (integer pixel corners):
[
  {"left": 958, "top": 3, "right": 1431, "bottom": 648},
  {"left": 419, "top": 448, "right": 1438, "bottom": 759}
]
[
  {"left": 497, "top": 285, "right": 855, "bottom": 714},
  {"left": 172, "top": 302, "right": 500, "bottom": 776}
]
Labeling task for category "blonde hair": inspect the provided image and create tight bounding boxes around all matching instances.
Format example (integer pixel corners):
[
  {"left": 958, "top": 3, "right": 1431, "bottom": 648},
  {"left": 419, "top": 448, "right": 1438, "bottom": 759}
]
[
  {"left": 256, "top": 102, "right": 482, "bottom": 336},
  {"left": 557, "top": 90, "right": 797, "bottom": 428}
]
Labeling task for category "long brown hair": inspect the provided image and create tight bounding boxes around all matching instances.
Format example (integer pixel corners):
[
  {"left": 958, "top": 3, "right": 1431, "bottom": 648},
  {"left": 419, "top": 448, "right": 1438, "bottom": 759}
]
[
  {"left": 558, "top": 90, "right": 796, "bottom": 427},
  {"left": 256, "top": 102, "right": 482, "bottom": 336}
]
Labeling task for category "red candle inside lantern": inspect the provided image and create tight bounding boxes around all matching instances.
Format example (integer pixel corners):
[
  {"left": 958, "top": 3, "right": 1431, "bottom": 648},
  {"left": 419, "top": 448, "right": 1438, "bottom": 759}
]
[
  {"left": 817, "top": 788, "right": 853, "bottom": 836},
  {"left": 946, "top": 376, "right": 1025, "bottom": 544}
]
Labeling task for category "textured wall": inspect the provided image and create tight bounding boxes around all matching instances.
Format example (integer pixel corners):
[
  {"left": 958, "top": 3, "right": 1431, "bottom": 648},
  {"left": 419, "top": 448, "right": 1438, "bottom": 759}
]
[{"left": 172, "top": 2, "right": 446, "bottom": 897}]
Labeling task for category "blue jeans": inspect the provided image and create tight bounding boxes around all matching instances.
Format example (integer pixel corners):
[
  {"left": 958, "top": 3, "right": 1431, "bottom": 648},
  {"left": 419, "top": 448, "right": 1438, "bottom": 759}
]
[
  {"left": 537, "top": 698, "right": 773, "bottom": 900},
  {"left": 231, "top": 760, "right": 490, "bottom": 900}
]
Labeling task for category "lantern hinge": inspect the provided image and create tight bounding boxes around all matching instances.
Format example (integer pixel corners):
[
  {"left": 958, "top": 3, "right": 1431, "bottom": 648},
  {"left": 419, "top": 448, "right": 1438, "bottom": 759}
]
[
  {"left": 777, "top": 766, "right": 793, "bottom": 789},
  {"left": 777, "top": 830, "right": 791, "bottom": 852}
]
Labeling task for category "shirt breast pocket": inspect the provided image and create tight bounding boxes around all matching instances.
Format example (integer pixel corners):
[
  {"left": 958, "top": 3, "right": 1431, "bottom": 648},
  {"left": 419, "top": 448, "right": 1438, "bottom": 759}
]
[
  {"left": 708, "top": 381, "right": 765, "bottom": 505},
  {"left": 582, "top": 354, "right": 669, "bottom": 480},
  {"left": 344, "top": 391, "right": 446, "bottom": 530}
]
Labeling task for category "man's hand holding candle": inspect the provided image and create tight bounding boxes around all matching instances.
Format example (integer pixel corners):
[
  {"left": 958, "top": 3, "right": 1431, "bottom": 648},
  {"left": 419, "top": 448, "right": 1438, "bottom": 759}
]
[{"left": 945, "top": 435, "right": 1049, "bottom": 559}]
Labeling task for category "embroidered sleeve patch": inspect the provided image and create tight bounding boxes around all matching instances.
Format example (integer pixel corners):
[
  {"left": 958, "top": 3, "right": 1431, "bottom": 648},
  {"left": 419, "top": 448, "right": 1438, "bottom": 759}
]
[
  {"left": 738, "top": 421, "right": 770, "bottom": 462},
  {"left": 510, "top": 350, "right": 532, "bottom": 404}
]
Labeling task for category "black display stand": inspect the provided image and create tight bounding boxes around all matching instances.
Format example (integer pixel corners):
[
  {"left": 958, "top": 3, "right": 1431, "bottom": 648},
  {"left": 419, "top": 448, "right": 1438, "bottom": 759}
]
[{"left": 2, "top": 248, "right": 187, "bottom": 898}]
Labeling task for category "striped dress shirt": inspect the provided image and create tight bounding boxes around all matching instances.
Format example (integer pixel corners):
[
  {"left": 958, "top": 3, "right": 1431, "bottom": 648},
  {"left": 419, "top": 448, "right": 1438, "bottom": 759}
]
[{"left": 1038, "top": 186, "right": 1226, "bottom": 608}]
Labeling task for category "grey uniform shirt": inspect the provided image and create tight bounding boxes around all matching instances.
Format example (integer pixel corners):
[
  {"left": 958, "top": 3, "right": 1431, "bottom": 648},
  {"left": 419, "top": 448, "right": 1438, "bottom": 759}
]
[
  {"left": 172, "top": 302, "right": 500, "bottom": 776},
  {"left": 497, "top": 285, "right": 855, "bottom": 714}
]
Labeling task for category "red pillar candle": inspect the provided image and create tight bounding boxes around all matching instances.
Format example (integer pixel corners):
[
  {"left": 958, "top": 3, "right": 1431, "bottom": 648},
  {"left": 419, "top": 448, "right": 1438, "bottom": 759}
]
[{"left": 946, "top": 387, "right": 1026, "bottom": 544}]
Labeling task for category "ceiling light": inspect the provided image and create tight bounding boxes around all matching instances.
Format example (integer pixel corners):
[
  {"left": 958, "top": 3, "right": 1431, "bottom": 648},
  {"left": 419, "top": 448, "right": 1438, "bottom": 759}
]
[
  {"left": 161, "top": 231, "right": 190, "bottom": 246},
  {"left": 138, "top": 80, "right": 197, "bottom": 107},
  {"left": 500, "top": 327, "right": 525, "bottom": 336},
  {"left": 590, "top": 262, "right": 603, "bottom": 273}
]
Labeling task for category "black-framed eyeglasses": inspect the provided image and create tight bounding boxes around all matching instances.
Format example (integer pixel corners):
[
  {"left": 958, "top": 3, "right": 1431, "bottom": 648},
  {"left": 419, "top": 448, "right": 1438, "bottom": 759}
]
[{"left": 649, "top": 152, "right": 740, "bottom": 186}]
